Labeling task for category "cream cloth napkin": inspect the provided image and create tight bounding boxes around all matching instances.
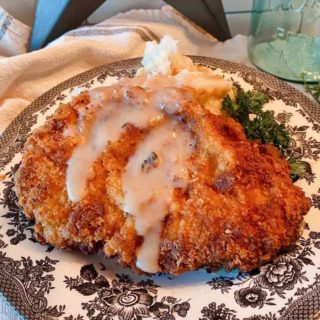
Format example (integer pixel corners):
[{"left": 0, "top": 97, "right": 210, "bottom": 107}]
[{"left": 0, "top": 5, "right": 219, "bottom": 135}]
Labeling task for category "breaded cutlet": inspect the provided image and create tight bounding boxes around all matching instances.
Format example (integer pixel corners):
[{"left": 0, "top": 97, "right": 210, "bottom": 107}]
[{"left": 15, "top": 85, "right": 310, "bottom": 275}]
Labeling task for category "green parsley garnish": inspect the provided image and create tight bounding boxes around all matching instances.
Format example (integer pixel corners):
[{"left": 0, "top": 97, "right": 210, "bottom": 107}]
[
  {"left": 301, "top": 73, "right": 320, "bottom": 104},
  {"left": 288, "top": 158, "right": 308, "bottom": 182},
  {"left": 222, "top": 88, "right": 290, "bottom": 153},
  {"left": 222, "top": 87, "right": 304, "bottom": 180},
  {"left": 304, "top": 81, "right": 320, "bottom": 104}
]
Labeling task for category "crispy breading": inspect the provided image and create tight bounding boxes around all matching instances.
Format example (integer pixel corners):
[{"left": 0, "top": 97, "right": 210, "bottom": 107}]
[{"left": 15, "top": 86, "right": 310, "bottom": 275}]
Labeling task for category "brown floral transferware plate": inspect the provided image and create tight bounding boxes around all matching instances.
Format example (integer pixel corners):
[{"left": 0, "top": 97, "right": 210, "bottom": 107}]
[{"left": 0, "top": 57, "right": 320, "bottom": 320}]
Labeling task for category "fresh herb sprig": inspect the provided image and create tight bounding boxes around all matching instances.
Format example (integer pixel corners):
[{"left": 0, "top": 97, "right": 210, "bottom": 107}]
[
  {"left": 288, "top": 158, "right": 308, "bottom": 182},
  {"left": 304, "top": 81, "right": 320, "bottom": 104},
  {"left": 222, "top": 88, "right": 306, "bottom": 180},
  {"left": 223, "top": 89, "right": 290, "bottom": 153},
  {"left": 301, "top": 73, "right": 320, "bottom": 104}
]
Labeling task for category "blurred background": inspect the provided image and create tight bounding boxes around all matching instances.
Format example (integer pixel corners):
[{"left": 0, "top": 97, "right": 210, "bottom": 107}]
[{"left": 0, "top": 0, "right": 253, "bottom": 37}]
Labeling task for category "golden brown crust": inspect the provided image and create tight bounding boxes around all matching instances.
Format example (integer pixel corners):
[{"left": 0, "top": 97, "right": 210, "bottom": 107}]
[{"left": 15, "top": 86, "right": 310, "bottom": 275}]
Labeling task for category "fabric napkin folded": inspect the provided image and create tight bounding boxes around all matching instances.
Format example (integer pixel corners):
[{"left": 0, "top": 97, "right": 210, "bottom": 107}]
[{"left": 0, "top": 5, "right": 219, "bottom": 134}]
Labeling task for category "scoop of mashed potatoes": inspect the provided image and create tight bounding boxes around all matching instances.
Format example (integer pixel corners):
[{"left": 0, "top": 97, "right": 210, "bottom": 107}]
[{"left": 130, "top": 35, "right": 233, "bottom": 115}]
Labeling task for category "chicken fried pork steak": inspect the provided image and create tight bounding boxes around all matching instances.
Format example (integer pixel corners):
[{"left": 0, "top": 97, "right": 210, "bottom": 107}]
[{"left": 15, "top": 85, "right": 310, "bottom": 275}]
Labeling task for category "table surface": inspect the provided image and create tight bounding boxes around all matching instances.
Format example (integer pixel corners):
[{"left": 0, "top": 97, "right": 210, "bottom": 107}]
[{"left": 0, "top": 34, "right": 313, "bottom": 320}]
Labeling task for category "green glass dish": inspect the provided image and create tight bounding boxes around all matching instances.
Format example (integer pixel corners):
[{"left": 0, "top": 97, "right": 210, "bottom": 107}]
[{"left": 248, "top": 0, "right": 320, "bottom": 83}]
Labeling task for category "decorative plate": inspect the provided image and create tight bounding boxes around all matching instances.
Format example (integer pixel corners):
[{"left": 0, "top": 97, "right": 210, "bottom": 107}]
[{"left": 0, "top": 57, "right": 320, "bottom": 320}]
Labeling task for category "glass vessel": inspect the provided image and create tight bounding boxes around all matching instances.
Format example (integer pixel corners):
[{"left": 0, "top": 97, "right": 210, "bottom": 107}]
[{"left": 248, "top": 0, "right": 320, "bottom": 82}]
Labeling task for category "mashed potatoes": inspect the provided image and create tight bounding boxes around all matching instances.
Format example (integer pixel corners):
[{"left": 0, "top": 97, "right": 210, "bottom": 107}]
[{"left": 133, "top": 35, "right": 233, "bottom": 115}]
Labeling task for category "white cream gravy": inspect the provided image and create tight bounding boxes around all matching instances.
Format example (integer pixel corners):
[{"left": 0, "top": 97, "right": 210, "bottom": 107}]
[
  {"left": 122, "top": 120, "right": 194, "bottom": 272},
  {"left": 66, "top": 86, "right": 194, "bottom": 272},
  {"left": 67, "top": 87, "right": 162, "bottom": 202}
]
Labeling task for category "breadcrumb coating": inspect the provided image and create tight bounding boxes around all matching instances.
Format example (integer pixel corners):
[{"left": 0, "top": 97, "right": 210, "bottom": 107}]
[{"left": 15, "top": 86, "right": 310, "bottom": 275}]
